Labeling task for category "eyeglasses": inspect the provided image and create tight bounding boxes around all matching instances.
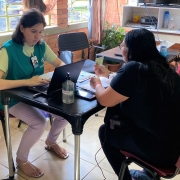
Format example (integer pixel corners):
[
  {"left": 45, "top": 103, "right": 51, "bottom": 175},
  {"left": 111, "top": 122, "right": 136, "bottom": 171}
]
[{"left": 119, "top": 43, "right": 127, "bottom": 49}]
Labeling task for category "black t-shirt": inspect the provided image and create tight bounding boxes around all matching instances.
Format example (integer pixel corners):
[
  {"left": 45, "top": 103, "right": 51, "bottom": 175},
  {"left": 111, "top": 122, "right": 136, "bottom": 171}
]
[{"left": 110, "top": 61, "right": 180, "bottom": 157}]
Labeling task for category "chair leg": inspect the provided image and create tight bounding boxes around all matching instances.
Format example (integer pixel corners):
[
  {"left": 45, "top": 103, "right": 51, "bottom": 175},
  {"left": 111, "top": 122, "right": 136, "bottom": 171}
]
[
  {"left": 17, "top": 120, "right": 22, "bottom": 128},
  {"left": 49, "top": 114, "right": 66, "bottom": 142},
  {"left": 119, "top": 160, "right": 129, "bottom": 180},
  {"left": 63, "top": 128, "right": 66, "bottom": 142},
  {"left": 49, "top": 114, "right": 53, "bottom": 126}
]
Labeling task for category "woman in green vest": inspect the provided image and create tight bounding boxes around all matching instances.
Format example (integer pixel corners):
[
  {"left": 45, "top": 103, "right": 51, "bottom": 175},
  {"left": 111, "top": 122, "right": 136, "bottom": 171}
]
[{"left": 0, "top": 9, "right": 69, "bottom": 178}]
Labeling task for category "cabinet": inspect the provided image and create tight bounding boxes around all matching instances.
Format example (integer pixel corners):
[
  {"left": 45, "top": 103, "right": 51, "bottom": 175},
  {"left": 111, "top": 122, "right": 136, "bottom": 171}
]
[{"left": 122, "top": 5, "right": 180, "bottom": 36}]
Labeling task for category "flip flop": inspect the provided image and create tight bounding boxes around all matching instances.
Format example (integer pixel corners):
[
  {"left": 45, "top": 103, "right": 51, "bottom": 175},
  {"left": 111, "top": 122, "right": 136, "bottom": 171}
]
[
  {"left": 45, "top": 144, "right": 69, "bottom": 159},
  {"left": 17, "top": 161, "right": 44, "bottom": 178}
]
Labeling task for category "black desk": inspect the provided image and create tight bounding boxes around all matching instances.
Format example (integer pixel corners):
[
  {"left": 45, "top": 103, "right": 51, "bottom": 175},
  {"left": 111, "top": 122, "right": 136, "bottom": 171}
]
[{"left": 2, "top": 88, "right": 104, "bottom": 180}]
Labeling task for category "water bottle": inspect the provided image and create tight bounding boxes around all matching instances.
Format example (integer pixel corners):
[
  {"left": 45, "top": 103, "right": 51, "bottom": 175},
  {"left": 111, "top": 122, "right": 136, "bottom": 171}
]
[
  {"left": 62, "top": 72, "right": 74, "bottom": 104},
  {"left": 163, "top": 11, "right": 169, "bottom": 29},
  {"left": 160, "top": 41, "right": 168, "bottom": 57}
]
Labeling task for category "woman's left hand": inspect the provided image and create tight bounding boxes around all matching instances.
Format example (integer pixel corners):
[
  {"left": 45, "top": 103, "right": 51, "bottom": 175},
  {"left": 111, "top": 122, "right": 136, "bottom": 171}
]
[{"left": 90, "top": 76, "right": 102, "bottom": 89}]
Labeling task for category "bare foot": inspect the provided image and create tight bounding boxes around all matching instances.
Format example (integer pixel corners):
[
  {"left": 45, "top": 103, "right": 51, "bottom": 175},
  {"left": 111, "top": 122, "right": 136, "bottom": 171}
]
[
  {"left": 45, "top": 140, "right": 68, "bottom": 159},
  {"left": 16, "top": 158, "right": 43, "bottom": 177}
]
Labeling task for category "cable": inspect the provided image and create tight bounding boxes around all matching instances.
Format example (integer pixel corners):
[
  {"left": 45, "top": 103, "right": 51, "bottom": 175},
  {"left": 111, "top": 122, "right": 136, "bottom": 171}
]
[
  {"left": 94, "top": 120, "right": 109, "bottom": 180},
  {"left": 30, "top": 53, "right": 35, "bottom": 77},
  {"left": 143, "top": 3, "right": 161, "bottom": 42}
]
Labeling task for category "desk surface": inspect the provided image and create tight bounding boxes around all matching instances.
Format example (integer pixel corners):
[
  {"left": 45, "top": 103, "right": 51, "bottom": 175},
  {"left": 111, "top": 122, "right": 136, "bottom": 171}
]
[
  {"left": 2, "top": 88, "right": 103, "bottom": 135},
  {"left": 97, "top": 47, "right": 125, "bottom": 63},
  {"left": 97, "top": 43, "right": 180, "bottom": 63}
]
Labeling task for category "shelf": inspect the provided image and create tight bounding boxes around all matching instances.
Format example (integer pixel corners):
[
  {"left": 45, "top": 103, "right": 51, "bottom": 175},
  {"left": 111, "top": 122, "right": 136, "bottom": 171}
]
[{"left": 122, "top": 5, "right": 180, "bottom": 35}]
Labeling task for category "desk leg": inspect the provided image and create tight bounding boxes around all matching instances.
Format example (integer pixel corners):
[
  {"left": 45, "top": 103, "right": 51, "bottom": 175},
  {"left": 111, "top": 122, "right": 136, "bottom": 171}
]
[
  {"left": 74, "top": 135, "right": 80, "bottom": 180},
  {"left": 4, "top": 104, "right": 14, "bottom": 179}
]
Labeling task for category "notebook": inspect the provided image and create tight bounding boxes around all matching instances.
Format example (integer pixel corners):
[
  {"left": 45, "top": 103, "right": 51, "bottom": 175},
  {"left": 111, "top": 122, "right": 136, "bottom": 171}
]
[{"left": 27, "top": 60, "right": 85, "bottom": 96}]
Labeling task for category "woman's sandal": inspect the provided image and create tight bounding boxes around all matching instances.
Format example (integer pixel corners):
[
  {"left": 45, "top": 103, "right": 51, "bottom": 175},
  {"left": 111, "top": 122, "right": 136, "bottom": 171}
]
[
  {"left": 17, "top": 161, "right": 44, "bottom": 178},
  {"left": 45, "top": 142, "right": 69, "bottom": 159}
]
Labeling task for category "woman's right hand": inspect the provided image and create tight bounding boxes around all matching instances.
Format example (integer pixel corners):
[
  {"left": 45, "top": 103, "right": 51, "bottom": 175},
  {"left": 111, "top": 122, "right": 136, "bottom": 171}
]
[
  {"left": 94, "top": 64, "right": 110, "bottom": 78},
  {"left": 28, "top": 76, "right": 50, "bottom": 87}
]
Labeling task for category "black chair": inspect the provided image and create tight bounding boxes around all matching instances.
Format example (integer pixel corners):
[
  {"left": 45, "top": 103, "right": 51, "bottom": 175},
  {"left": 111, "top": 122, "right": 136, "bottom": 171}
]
[
  {"left": 119, "top": 150, "right": 180, "bottom": 180},
  {"left": 58, "top": 32, "right": 105, "bottom": 117},
  {"left": 58, "top": 32, "right": 105, "bottom": 73}
]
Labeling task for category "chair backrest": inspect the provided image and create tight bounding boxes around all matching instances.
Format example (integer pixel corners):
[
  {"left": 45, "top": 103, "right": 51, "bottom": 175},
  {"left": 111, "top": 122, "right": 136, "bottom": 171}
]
[{"left": 58, "top": 32, "right": 90, "bottom": 59}]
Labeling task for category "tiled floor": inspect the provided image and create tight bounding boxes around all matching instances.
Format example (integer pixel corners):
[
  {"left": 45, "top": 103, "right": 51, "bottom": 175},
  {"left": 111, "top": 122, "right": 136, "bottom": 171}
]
[{"left": 0, "top": 108, "right": 179, "bottom": 180}]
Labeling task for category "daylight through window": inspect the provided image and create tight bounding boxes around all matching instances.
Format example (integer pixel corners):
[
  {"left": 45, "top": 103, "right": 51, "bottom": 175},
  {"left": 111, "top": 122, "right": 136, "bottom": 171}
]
[
  {"left": 68, "top": 0, "right": 88, "bottom": 23},
  {"left": 0, "top": 0, "right": 50, "bottom": 33}
]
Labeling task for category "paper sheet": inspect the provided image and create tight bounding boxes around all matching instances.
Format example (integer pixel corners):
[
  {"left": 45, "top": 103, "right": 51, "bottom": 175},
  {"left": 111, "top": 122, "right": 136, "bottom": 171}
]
[
  {"left": 40, "top": 72, "right": 54, "bottom": 80},
  {"left": 79, "top": 77, "right": 110, "bottom": 93},
  {"left": 77, "top": 71, "right": 94, "bottom": 82}
]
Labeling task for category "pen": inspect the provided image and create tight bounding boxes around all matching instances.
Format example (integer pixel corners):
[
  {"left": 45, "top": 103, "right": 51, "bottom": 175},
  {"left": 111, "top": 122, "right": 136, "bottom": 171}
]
[
  {"left": 114, "top": 53, "right": 122, "bottom": 57},
  {"left": 78, "top": 77, "right": 90, "bottom": 83},
  {"left": 33, "top": 92, "right": 41, "bottom": 98}
]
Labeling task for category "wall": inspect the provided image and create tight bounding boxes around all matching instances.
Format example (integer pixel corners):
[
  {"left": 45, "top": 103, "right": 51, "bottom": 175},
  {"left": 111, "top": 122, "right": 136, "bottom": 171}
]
[
  {"left": 104, "top": 0, "right": 128, "bottom": 27},
  {"left": 0, "top": 0, "right": 93, "bottom": 73}
]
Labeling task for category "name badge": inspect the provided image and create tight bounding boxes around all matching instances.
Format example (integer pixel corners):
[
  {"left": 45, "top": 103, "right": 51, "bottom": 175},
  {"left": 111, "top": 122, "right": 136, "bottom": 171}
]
[{"left": 30, "top": 55, "right": 39, "bottom": 68}]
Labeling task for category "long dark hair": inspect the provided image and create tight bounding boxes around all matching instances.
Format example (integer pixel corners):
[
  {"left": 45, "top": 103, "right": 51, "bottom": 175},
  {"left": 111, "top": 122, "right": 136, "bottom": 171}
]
[
  {"left": 12, "top": 8, "right": 46, "bottom": 45},
  {"left": 125, "top": 28, "right": 174, "bottom": 94}
]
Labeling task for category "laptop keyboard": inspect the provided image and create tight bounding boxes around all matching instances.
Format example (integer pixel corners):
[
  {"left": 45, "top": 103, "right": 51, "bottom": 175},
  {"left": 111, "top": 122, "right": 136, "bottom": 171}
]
[{"left": 32, "top": 84, "right": 49, "bottom": 92}]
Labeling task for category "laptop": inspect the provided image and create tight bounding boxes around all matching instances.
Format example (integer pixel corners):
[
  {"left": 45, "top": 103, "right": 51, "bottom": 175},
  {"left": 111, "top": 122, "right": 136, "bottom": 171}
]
[{"left": 27, "top": 60, "right": 85, "bottom": 96}]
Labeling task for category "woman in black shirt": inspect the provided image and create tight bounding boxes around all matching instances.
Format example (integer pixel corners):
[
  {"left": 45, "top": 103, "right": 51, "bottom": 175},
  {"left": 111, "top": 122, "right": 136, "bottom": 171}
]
[{"left": 90, "top": 28, "right": 180, "bottom": 180}]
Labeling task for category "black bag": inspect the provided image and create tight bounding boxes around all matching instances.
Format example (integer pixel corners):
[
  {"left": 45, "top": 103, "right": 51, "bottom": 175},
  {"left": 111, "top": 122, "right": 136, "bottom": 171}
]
[{"left": 104, "top": 104, "right": 134, "bottom": 134}]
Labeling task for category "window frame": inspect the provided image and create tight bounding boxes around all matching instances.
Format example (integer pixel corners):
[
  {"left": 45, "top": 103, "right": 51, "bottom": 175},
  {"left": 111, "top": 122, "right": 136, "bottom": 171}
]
[
  {"left": 68, "top": 0, "right": 89, "bottom": 24},
  {"left": 0, "top": 0, "right": 51, "bottom": 33}
]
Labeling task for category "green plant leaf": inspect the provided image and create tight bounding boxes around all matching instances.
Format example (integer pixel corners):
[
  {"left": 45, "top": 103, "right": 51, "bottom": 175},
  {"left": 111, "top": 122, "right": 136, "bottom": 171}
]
[{"left": 102, "top": 22, "right": 125, "bottom": 64}]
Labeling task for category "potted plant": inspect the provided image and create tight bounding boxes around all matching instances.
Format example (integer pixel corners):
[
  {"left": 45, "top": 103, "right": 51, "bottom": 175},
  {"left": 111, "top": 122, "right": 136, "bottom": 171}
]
[{"left": 101, "top": 22, "right": 125, "bottom": 72}]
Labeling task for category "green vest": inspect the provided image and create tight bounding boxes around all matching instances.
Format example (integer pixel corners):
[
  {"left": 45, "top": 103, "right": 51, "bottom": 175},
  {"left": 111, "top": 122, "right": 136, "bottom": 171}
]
[{"left": 0, "top": 40, "right": 45, "bottom": 110}]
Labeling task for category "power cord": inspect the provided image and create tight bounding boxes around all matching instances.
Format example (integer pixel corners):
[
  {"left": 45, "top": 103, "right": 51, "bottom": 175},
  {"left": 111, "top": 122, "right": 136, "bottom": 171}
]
[
  {"left": 143, "top": 3, "right": 161, "bottom": 43},
  {"left": 94, "top": 122, "right": 109, "bottom": 180}
]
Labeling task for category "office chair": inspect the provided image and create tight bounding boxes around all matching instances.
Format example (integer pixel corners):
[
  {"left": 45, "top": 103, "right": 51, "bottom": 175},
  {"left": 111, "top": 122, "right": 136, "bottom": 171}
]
[{"left": 119, "top": 150, "right": 180, "bottom": 180}]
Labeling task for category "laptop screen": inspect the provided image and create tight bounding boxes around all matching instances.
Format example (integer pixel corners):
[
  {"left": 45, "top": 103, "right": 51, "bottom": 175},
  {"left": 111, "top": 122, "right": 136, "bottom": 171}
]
[{"left": 47, "top": 60, "right": 85, "bottom": 95}]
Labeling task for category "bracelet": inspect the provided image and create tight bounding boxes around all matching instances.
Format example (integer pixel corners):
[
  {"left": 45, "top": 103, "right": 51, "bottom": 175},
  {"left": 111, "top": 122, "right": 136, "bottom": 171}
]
[
  {"left": 94, "top": 82, "right": 101, "bottom": 88},
  {"left": 108, "top": 71, "right": 112, "bottom": 78}
]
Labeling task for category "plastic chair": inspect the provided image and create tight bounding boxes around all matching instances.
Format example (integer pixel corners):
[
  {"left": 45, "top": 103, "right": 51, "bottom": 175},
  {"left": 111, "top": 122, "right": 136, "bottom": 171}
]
[
  {"left": 119, "top": 150, "right": 180, "bottom": 180},
  {"left": 58, "top": 32, "right": 105, "bottom": 73}
]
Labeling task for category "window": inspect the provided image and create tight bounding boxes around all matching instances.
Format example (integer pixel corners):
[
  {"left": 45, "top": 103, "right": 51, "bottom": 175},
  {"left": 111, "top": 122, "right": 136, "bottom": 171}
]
[
  {"left": 68, "top": 0, "right": 88, "bottom": 23},
  {"left": 0, "top": 0, "right": 50, "bottom": 33},
  {"left": 0, "top": 0, "right": 22, "bottom": 32}
]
